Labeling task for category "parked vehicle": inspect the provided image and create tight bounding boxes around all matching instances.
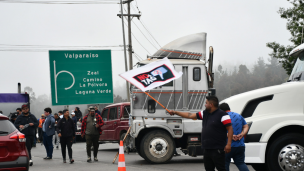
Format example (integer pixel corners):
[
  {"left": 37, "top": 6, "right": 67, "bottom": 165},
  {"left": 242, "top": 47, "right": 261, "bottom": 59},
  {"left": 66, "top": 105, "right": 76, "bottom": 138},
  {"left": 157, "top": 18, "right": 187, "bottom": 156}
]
[
  {"left": 220, "top": 43, "right": 304, "bottom": 171},
  {"left": 0, "top": 114, "right": 29, "bottom": 171},
  {"left": 129, "top": 33, "right": 215, "bottom": 163},
  {"left": 99, "top": 102, "right": 131, "bottom": 148}
]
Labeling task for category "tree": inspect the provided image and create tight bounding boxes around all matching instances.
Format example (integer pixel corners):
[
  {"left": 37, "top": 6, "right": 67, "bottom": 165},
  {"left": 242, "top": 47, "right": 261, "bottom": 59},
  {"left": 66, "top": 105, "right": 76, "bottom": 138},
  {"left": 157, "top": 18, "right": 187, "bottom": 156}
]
[
  {"left": 267, "top": 0, "right": 304, "bottom": 75},
  {"left": 24, "top": 86, "right": 36, "bottom": 103}
]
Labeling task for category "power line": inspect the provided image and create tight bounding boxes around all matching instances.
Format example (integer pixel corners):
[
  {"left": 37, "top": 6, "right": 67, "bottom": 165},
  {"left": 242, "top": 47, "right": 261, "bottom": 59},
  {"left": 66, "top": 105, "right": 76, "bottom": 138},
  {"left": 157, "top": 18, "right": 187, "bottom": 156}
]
[
  {"left": 139, "top": 20, "right": 162, "bottom": 48},
  {"left": 129, "top": 4, "right": 162, "bottom": 49},
  {"left": 0, "top": 44, "right": 121, "bottom": 48},
  {"left": 132, "top": 20, "right": 159, "bottom": 50},
  {"left": 134, "top": 52, "right": 143, "bottom": 61},
  {"left": 123, "top": 19, "right": 151, "bottom": 55},
  {"left": 0, "top": 49, "right": 123, "bottom": 52},
  {"left": 0, "top": 0, "right": 119, "bottom": 4},
  {"left": 122, "top": 7, "right": 158, "bottom": 51}
]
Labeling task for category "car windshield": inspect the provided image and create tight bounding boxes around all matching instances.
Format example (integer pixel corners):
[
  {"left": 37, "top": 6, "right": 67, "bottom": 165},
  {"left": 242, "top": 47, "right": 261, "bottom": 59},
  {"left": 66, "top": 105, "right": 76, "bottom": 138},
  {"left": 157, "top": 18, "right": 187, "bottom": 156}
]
[
  {"left": 0, "top": 120, "right": 16, "bottom": 136},
  {"left": 289, "top": 51, "right": 304, "bottom": 81}
]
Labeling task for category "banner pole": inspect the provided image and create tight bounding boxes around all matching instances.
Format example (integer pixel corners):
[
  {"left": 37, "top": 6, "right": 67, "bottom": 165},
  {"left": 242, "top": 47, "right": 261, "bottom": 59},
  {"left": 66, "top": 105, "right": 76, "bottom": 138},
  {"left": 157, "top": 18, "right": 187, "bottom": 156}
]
[{"left": 143, "top": 91, "right": 171, "bottom": 113}]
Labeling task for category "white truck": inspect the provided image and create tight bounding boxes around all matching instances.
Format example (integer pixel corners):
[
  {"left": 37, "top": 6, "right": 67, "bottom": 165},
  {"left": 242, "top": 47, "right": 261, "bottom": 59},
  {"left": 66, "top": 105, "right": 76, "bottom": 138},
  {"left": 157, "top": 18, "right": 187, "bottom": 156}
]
[
  {"left": 129, "top": 33, "right": 215, "bottom": 163},
  {"left": 221, "top": 43, "right": 304, "bottom": 171}
]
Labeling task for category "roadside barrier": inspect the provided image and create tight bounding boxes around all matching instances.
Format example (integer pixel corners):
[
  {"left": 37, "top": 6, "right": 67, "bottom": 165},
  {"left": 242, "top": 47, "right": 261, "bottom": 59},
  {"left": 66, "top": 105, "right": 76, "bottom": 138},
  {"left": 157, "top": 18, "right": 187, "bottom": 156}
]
[{"left": 118, "top": 140, "right": 126, "bottom": 171}]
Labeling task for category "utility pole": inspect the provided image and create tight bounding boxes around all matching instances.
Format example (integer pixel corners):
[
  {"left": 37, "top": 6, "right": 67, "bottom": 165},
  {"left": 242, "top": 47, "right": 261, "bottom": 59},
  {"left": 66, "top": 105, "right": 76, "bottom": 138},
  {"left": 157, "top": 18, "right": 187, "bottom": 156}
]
[
  {"left": 127, "top": 1, "right": 133, "bottom": 70},
  {"left": 117, "top": 0, "right": 141, "bottom": 100},
  {"left": 119, "top": 0, "right": 130, "bottom": 101}
]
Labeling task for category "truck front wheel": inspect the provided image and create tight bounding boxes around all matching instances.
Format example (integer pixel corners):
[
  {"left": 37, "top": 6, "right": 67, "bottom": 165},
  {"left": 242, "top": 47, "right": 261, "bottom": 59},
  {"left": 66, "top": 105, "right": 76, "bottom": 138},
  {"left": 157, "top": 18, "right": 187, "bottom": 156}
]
[
  {"left": 140, "top": 130, "right": 174, "bottom": 164},
  {"left": 267, "top": 133, "right": 304, "bottom": 171}
]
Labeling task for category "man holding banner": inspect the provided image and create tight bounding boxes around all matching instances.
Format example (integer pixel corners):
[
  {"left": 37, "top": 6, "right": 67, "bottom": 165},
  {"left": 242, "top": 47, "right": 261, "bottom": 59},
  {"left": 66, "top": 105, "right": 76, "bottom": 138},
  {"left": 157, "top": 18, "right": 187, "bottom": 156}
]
[{"left": 120, "top": 57, "right": 233, "bottom": 171}]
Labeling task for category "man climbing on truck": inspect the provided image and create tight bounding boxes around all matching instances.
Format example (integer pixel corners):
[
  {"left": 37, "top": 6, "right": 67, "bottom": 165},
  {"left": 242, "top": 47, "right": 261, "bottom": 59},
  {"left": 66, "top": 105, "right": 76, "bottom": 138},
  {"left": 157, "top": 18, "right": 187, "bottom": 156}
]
[{"left": 169, "top": 96, "right": 233, "bottom": 171}]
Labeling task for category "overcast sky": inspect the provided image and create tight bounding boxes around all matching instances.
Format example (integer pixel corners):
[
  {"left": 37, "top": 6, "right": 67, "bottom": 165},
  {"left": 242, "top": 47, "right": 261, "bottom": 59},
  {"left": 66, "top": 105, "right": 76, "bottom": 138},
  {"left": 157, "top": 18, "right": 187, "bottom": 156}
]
[{"left": 0, "top": 0, "right": 292, "bottom": 99}]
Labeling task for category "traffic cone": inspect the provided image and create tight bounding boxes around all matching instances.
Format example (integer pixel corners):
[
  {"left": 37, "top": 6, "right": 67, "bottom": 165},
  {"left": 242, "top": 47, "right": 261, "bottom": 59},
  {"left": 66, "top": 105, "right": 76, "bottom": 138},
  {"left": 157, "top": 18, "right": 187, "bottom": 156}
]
[{"left": 118, "top": 140, "right": 126, "bottom": 171}]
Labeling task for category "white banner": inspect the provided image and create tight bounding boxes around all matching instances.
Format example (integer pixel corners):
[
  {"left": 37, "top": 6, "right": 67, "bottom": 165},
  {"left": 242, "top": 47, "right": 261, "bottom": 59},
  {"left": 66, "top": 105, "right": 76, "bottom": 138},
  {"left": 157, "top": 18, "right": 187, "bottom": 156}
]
[{"left": 119, "top": 57, "right": 183, "bottom": 92}]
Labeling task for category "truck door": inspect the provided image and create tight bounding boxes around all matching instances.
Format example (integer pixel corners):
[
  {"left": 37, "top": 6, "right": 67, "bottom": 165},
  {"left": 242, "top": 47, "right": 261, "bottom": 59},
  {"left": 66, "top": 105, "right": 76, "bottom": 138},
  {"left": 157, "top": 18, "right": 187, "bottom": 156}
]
[
  {"left": 174, "top": 65, "right": 183, "bottom": 110},
  {"left": 107, "top": 106, "right": 118, "bottom": 140},
  {"left": 99, "top": 108, "right": 109, "bottom": 141}
]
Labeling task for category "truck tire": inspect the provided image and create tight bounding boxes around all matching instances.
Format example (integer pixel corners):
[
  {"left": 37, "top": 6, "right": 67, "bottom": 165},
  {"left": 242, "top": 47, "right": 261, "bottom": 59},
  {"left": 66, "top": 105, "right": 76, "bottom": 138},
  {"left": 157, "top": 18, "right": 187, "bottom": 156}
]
[
  {"left": 266, "top": 133, "right": 304, "bottom": 171},
  {"left": 140, "top": 130, "right": 174, "bottom": 164},
  {"left": 251, "top": 164, "right": 268, "bottom": 171}
]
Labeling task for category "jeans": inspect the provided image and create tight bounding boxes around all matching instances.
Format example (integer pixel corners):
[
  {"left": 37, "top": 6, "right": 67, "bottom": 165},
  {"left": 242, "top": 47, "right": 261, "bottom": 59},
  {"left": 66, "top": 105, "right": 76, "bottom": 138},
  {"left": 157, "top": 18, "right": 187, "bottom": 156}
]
[
  {"left": 25, "top": 135, "right": 34, "bottom": 160},
  {"left": 85, "top": 134, "right": 99, "bottom": 158},
  {"left": 204, "top": 149, "right": 226, "bottom": 171},
  {"left": 53, "top": 131, "right": 60, "bottom": 147},
  {"left": 225, "top": 146, "right": 249, "bottom": 171},
  {"left": 60, "top": 136, "right": 73, "bottom": 159},
  {"left": 38, "top": 128, "right": 43, "bottom": 142},
  {"left": 43, "top": 132, "right": 54, "bottom": 158}
]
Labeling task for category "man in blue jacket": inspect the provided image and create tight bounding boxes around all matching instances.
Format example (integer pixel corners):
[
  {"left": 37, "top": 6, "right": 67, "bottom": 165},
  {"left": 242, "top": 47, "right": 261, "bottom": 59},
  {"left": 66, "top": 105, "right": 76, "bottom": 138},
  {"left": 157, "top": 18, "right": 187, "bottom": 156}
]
[
  {"left": 14, "top": 104, "right": 38, "bottom": 166},
  {"left": 219, "top": 103, "right": 249, "bottom": 171},
  {"left": 42, "top": 107, "right": 55, "bottom": 159}
]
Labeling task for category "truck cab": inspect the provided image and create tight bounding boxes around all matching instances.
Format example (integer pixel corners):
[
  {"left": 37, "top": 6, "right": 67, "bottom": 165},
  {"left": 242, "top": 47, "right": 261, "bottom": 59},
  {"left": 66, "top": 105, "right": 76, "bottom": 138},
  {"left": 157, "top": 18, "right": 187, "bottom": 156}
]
[
  {"left": 98, "top": 102, "right": 130, "bottom": 144},
  {"left": 221, "top": 43, "right": 304, "bottom": 171},
  {"left": 130, "top": 33, "right": 215, "bottom": 163}
]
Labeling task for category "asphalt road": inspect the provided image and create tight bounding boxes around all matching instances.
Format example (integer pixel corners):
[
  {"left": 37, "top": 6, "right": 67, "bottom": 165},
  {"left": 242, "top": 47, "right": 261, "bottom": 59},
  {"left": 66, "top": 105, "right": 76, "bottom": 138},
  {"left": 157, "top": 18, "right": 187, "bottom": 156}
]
[{"left": 30, "top": 142, "right": 254, "bottom": 171}]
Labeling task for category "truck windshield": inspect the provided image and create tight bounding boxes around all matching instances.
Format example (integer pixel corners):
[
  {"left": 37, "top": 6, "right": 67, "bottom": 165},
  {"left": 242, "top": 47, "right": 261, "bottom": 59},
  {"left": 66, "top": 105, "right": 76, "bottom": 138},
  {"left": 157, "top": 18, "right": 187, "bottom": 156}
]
[{"left": 289, "top": 51, "right": 304, "bottom": 81}]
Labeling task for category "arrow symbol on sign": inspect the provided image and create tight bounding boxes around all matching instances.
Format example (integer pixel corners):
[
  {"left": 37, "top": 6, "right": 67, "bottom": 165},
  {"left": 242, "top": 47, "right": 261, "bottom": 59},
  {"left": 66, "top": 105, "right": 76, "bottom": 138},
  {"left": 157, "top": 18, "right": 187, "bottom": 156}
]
[{"left": 54, "top": 60, "right": 75, "bottom": 103}]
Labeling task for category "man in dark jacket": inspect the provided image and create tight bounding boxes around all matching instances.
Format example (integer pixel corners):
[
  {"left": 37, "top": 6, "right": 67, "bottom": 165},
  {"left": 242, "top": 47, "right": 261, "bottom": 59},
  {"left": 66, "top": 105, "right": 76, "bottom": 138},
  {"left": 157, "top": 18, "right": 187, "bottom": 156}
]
[
  {"left": 74, "top": 107, "right": 82, "bottom": 122},
  {"left": 71, "top": 112, "right": 77, "bottom": 143},
  {"left": 53, "top": 113, "right": 60, "bottom": 149},
  {"left": 14, "top": 104, "right": 38, "bottom": 166},
  {"left": 57, "top": 109, "right": 75, "bottom": 163},
  {"left": 94, "top": 106, "right": 101, "bottom": 115},
  {"left": 42, "top": 107, "right": 55, "bottom": 159}
]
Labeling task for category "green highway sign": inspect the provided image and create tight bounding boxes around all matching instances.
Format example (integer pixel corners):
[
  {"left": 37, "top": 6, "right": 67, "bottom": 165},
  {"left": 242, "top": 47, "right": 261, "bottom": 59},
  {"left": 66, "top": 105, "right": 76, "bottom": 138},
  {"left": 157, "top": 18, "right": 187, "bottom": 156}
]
[{"left": 49, "top": 50, "right": 113, "bottom": 106}]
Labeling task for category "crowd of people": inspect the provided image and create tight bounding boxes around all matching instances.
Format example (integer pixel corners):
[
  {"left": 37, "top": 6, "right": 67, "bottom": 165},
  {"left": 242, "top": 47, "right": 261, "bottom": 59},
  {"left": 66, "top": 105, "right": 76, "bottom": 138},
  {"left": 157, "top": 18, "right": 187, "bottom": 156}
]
[
  {"left": 3, "top": 104, "right": 103, "bottom": 167},
  {"left": 1, "top": 96, "right": 250, "bottom": 171}
]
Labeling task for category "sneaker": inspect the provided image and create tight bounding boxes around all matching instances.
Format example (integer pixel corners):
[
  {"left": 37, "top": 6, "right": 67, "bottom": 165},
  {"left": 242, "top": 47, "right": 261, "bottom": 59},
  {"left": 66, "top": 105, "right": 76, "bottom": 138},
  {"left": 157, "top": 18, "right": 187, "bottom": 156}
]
[
  {"left": 29, "top": 160, "right": 33, "bottom": 166},
  {"left": 63, "top": 159, "right": 66, "bottom": 163},
  {"left": 70, "top": 159, "right": 74, "bottom": 164},
  {"left": 94, "top": 157, "right": 98, "bottom": 161},
  {"left": 87, "top": 157, "right": 91, "bottom": 162},
  {"left": 43, "top": 157, "right": 52, "bottom": 160}
]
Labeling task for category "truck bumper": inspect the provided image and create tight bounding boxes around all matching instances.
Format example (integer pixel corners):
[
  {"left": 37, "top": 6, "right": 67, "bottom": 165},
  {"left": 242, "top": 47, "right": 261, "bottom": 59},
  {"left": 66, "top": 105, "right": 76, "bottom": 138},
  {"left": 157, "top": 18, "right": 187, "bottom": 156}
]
[{"left": 244, "top": 143, "right": 267, "bottom": 163}]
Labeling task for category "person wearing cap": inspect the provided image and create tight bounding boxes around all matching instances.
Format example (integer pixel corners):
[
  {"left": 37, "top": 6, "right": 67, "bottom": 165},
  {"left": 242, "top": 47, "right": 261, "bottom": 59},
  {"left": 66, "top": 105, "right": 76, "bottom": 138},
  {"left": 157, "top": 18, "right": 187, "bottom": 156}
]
[
  {"left": 53, "top": 113, "right": 61, "bottom": 149},
  {"left": 81, "top": 106, "right": 104, "bottom": 162},
  {"left": 38, "top": 114, "right": 45, "bottom": 143},
  {"left": 71, "top": 112, "right": 77, "bottom": 143},
  {"left": 57, "top": 109, "right": 75, "bottom": 163},
  {"left": 14, "top": 104, "right": 38, "bottom": 166}
]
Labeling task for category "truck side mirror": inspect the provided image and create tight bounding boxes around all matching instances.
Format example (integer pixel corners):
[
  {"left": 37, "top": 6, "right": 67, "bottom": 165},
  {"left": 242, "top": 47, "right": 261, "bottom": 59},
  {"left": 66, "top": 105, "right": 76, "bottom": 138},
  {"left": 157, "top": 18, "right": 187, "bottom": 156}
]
[{"left": 147, "top": 100, "right": 156, "bottom": 113}]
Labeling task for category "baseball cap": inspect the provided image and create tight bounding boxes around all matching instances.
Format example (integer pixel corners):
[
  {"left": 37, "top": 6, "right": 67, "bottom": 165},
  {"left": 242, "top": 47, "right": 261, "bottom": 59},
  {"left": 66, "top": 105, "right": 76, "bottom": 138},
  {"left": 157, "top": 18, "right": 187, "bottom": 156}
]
[
  {"left": 71, "top": 112, "right": 75, "bottom": 115},
  {"left": 21, "top": 104, "right": 29, "bottom": 109},
  {"left": 88, "top": 106, "right": 95, "bottom": 112}
]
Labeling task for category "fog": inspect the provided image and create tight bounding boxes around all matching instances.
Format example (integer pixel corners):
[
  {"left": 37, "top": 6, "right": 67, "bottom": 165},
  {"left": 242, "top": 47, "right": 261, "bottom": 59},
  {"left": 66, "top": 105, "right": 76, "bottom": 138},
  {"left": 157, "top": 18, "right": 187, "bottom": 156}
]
[{"left": 0, "top": 0, "right": 293, "bottom": 115}]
